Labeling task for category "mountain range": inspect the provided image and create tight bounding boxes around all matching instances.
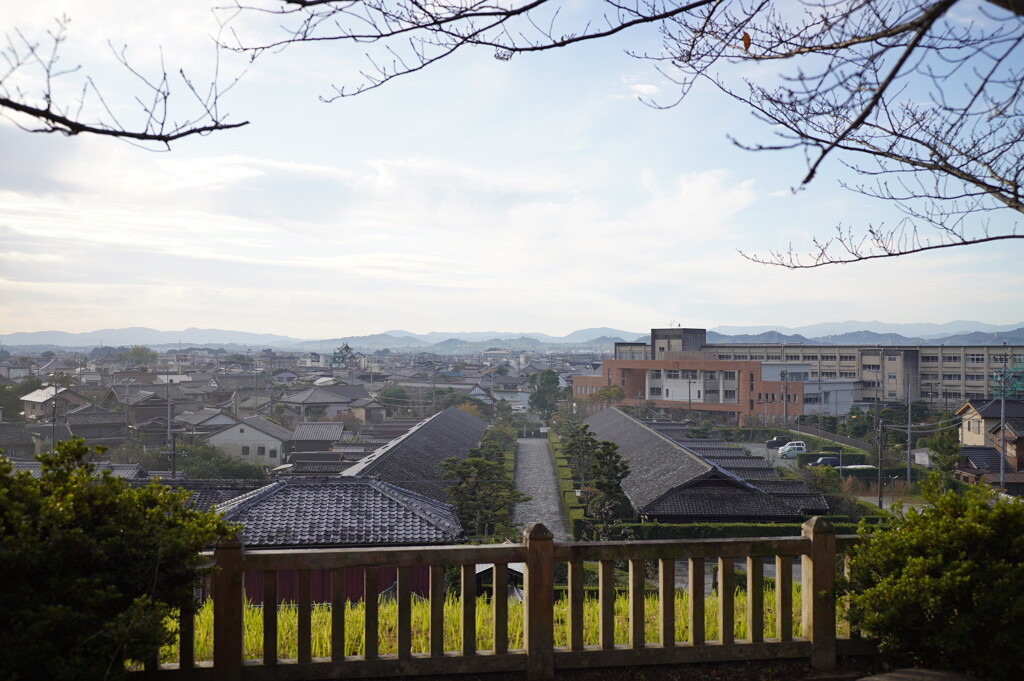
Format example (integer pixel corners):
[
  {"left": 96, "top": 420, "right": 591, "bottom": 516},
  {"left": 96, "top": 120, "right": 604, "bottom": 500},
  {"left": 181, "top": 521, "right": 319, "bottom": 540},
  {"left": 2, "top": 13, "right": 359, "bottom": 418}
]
[{"left": 1, "top": 322, "right": 1022, "bottom": 353}]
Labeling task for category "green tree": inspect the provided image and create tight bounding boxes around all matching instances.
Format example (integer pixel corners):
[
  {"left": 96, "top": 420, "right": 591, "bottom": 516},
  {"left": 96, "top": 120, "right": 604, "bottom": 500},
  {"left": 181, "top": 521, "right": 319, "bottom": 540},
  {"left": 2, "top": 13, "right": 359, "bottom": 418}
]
[
  {"left": 112, "top": 437, "right": 267, "bottom": 480},
  {"left": 441, "top": 456, "right": 528, "bottom": 537},
  {"left": 844, "top": 480, "right": 1024, "bottom": 680},
  {"left": 589, "top": 385, "right": 626, "bottom": 410},
  {"left": 124, "top": 345, "right": 158, "bottom": 367},
  {"left": 0, "top": 438, "right": 234, "bottom": 680},
  {"left": 926, "top": 412, "right": 963, "bottom": 489},
  {"left": 492, "top": 365, "right": 509, "bottom": 376},
  {"left": 587, "top": 440, "right": 631, "bottom": 512},
  {"left": 527, "top": 369, "right": 561, "bottom": 418},
  {"left": 377, "top": 385, "right": 411, "bottom": 416},
  {"left": 563, "top": 424, "right": 599, "bottom": 488}
]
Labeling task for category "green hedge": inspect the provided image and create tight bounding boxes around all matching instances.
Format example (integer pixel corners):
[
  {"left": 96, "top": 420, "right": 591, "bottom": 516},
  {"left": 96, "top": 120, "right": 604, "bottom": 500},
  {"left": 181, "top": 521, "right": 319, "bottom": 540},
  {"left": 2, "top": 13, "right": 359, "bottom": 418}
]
[
  {"left": 570, "top": 519, "right": 867, "bottom": 540},
  {"left": 796, "top": 451, "right": 868, "bottom": 466},
  {"left": 548, "top": 431, "right": 586, "bottom": 538}
]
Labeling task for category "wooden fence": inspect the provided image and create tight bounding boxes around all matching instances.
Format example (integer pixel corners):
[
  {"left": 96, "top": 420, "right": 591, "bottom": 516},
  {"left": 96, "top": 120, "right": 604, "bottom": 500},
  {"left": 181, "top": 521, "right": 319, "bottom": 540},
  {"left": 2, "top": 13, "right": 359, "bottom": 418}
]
[{"left": 132, "top": 517, "right": 873, "bottom": 681}]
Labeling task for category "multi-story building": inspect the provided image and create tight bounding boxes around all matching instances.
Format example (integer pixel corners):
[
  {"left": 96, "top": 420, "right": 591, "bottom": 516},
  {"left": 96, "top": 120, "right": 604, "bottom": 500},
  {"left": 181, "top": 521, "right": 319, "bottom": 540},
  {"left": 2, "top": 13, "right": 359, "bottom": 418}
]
[{"left": 572, "top": 326, "right": 1023, "bottom": 425}]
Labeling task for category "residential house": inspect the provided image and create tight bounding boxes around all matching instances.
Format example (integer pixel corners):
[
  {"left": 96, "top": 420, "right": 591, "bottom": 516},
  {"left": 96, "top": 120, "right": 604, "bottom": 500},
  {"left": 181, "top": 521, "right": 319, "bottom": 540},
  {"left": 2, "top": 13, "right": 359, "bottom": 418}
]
[
  {"left": 21, "top": 387, "right": 91, "bottom": 421},
  {"left": 343, "top": 407, "right": 488, "bottom": 503},
  {"left": 175, "top": 408, "right": 238, "bottom": 436},
  {"left": 291, "top": 421, "right": 346, "bottom": 452},
  {"left": 584, "top": 408, "right": 825, "bottom": 522},
  {"left": 0, "top": 422, "right": 34, "bottom": 459},
  {"left": 279, "top": 387, "right": 353, "bottom": 419},
  {"left": 957, "top": 399, "right": 1024, "bottom": 448},
  {"left": 205, "top": 416, "right": 293, "bottom": 466},
  {"left": 348, "top": 397, "right": 387, "bottom": 423}
]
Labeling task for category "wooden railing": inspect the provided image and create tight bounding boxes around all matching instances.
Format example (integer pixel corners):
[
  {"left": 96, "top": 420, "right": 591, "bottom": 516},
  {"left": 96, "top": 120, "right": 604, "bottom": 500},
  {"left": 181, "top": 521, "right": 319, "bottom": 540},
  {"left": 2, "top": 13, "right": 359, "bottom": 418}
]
[{"left": 132, "top": 517, "right": 872, "bottom": 681}]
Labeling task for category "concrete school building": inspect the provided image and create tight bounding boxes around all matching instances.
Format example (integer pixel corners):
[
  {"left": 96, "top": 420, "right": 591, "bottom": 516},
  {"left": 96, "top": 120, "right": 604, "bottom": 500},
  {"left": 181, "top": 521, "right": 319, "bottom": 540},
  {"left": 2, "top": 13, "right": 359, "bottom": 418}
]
[{"left": 572, "top": 326, "right": 1023, "bottom": 425}]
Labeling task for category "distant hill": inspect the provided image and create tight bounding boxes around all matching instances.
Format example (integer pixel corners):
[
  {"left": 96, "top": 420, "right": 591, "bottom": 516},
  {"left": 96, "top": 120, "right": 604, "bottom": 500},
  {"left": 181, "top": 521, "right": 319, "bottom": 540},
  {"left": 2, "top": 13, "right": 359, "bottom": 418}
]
[{"left": 707, "top": 331, "right": 814, "bottom": 344}]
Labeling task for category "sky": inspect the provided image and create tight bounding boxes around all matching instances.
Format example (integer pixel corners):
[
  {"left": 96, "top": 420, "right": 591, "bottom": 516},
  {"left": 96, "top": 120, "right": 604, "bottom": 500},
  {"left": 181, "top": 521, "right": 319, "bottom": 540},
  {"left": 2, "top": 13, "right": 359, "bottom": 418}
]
[{"left": 1, "top": 2, "right": 1021, "bottom": 340}]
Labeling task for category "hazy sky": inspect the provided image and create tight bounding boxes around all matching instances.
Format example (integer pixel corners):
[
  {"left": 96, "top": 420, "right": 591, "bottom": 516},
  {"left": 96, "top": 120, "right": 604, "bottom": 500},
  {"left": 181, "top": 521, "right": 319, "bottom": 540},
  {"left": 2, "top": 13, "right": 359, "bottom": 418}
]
[{"left": 2, "top": 2, "right": 1021, "bottom": 339}]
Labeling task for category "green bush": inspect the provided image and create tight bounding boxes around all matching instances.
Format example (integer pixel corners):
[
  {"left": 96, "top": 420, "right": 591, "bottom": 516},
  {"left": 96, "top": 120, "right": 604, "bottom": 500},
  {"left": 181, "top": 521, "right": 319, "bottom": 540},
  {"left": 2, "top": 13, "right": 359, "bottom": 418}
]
[
  {"left": 0, "top": 439, "right": 234, "bottom": 680},
  {"left": 844, "top": 477, "right": 1024, "bottom": 680}
]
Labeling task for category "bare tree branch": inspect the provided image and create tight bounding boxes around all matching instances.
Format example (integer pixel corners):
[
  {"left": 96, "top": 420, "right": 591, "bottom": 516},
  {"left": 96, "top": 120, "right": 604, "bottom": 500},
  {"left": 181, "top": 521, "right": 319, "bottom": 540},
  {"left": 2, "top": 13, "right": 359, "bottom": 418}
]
[{"left": 1, "top": 15, "right": 248, "bottom": 147}]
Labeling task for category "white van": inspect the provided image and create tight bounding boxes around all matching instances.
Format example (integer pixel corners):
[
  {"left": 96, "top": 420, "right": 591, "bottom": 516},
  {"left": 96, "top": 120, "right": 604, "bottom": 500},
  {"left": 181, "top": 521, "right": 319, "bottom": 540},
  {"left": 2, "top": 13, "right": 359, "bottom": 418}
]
[{"left": 778, "top": 441, "right": 807, "bottom": 458}]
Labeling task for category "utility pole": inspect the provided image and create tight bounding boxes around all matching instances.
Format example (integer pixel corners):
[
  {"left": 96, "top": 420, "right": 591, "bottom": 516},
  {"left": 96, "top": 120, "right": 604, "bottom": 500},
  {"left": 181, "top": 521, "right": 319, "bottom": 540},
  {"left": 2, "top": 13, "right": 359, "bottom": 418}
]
[
  {"left": 996, "top": 343, "right": 1010, "bottom": 491},
  {"left": 875, "top": 408, "right": 884, "bottom": 509},
  {"left": 906, "top": 383, "right": 913, "bottom": 485},
  {"left": 781, "top": 370, "right": 789, "bottom": 428}
]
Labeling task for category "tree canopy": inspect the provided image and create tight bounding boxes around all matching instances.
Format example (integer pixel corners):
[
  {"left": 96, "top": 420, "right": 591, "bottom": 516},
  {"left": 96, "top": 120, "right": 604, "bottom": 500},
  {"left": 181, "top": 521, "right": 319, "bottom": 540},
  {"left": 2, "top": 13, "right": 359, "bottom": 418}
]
[{"left": 0, "top": 439, "right": 234, "bottom": 680}]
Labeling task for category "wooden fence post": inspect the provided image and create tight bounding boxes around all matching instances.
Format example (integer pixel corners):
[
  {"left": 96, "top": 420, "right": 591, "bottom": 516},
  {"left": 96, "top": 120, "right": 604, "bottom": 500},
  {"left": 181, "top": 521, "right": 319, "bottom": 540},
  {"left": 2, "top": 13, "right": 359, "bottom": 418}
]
[
  {"left": 213, "top": 539, "right": 245, "bottom": 680},
  {"left": 801, "top": 517, "right": 836, "bottom": 671},
  {"left": 524, "top": 523, "right": 554, "bottom": 681}
]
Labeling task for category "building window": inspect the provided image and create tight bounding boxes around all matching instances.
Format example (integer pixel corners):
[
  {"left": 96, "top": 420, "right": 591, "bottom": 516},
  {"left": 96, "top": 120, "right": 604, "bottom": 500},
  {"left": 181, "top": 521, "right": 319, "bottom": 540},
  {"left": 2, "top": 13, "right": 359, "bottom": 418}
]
[
  {"left": 666, "top": 370, "right": 679, "bottom": 379},
  {"left": 649, "top": 370, "right": 662, "bottom": 379},
  {"left": 804, "top": 394, "right": 821, "bottom": 404},
  {"left": 840, "top": 354, "right": 856, "bottom": 362},
  {"left": 921, "top": 373, "right": 938, "bottom": 380},
  {"left": 734, "top": 354, "right": 748, "bottom": 360},
  {"left": 258, "top": 446, "right": 266, "bottom": 457},
  {"left": 921, "top": 355, "right": 939, "bottom": 363},
  {"left": 862, "top": 364, "right": 880, "bottom": 371},
  {"left": 810, "top": 371, "right": 818, "bottom": 378},
  {"left": 803, "top": 355, "right": 818, "bottom": 361},
  {"left": 839, "top": 371, "right": 856, "bottom": 379},
  {"left": 786, "top": 355, "right": 800, "bottom": 361},
  {"left": 965, "top": 374, "right": 985, "bottom": 382},
  {"left": 888, "top": 391, "right": 897, "bottom": 398},
  {"left": 967, "top": 354, "right": 985, "bottom": 364},
  {"left": 270, "top": 448, "right": 277, "bottom": 458},
  {"left": 887, "top": 356, "right": 898, "bottom": 362},
  {"left": 649, "top": 387, "right": 662, "bottom": 396},
  {"left": 719, "top": 354, "right": 732, "bottom": 360},
  {"left": 683, "top": 370, "right": 698, "bottom": 379},
  {"left": 242, "top": 446, "right": 250, "bottom": 456},
  {"left": 821, "top": 371, "right": 836, "bottom": 378},
  {"left": 943, "top": 355, "right": 960, "bottom": 364},
  {"left": 942, "top": 373, "right": 961, "bottom": 381},
  {"left": 724, "top": 371, "right": 736, "bottom": 380},
  {"left": 888, "top": 373, "right": 897, "bottom": 380},
  {"left": 750, "top": 354, "right": 764, "bottom": 360},
  {"left": 724, "top": 389, "right": 736, "bottom": 399},
  {"left": 239, "top": 428, "right": 245, "bottom": 433},
  {"left": 767, "top": 355, "right": 781, "bottom": 361},
  {"left": 965, "top": 392, "right": 987, "bottom": 400},
  {"left": 704, "top": 371, "right": 716, "bottom": 380},
  {"left": 821, "top": 355, "right": 836, "bottom": 361},
  {"left": 943, "top": 390, "right": 962, "bottom": 399}
]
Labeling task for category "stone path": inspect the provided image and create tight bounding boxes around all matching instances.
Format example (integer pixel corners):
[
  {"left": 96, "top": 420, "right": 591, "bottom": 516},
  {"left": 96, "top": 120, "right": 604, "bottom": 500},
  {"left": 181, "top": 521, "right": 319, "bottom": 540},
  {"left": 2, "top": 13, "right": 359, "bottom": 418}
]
[{"left": 512, "top": 437, "right": 573, "bottom": 541}]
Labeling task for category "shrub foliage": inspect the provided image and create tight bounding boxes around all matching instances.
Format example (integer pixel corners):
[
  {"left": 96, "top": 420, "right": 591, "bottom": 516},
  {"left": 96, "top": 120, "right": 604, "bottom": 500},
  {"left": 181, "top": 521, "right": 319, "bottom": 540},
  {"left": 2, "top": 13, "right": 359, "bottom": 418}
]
[
  {"left": 0, "top": 439, "right": 234, "bottom": 680},
  {"left": 844, "top": 477, "right": 1024, "bottom": 680}
]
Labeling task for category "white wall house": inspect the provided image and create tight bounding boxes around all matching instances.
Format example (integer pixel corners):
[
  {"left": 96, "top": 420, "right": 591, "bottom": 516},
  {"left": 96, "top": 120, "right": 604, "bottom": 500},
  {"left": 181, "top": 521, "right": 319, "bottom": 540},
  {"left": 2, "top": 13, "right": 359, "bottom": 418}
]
[{"left": 205, "top": 416, "right": 293, "bottom": 466}]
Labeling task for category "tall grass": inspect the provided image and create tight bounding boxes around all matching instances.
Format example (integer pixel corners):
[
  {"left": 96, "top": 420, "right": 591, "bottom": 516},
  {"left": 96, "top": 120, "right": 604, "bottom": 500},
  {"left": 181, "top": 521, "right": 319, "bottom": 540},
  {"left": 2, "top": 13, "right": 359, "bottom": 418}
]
[{"left": 163, "top": 586, "right": 802, "bottom": 663}]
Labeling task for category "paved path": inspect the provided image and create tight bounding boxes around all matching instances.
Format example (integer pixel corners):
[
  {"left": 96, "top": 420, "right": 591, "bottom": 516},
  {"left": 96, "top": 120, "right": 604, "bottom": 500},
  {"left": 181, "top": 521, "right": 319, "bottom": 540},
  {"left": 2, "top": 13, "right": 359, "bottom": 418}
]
[{"left": 513, "top": 437, "right": 573, "bottom": 541}]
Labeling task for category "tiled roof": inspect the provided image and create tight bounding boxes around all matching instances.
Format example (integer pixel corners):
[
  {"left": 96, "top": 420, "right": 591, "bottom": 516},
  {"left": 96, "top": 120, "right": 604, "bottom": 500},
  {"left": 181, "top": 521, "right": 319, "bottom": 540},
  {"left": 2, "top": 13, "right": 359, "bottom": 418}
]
[
  {"left": 137, "top": 478, "right": 268, "bottom": 511},
  {"left": 316, "top": 384, "right": 372, "bottom": 401},
  {"left": 280, "top": 387, "right": 352, "bottom": 405},
  {"left": 963, "top": 447, "right": 1001, "bottom": 472},
  {"left": 961, "top": 399, "right": 1024, "bottom": 419},
  {"left": 219, "top": 477, "right": 465, "bottom": 548},
  {"left": 11, "top": 460, "right": 149, "bottom": 479},
  {"left": 584, "top": 408, "right": 712, "bottom": 510},
  {"left": 285, "top": 461, "right": 356, "bottom": 475},
  {"left": 208, "top": 416, "right": 293, "bottom": 442},
  {"left": 175, "top": 408, "right": 233, "bottom": 426},
  {"left": 343, "top": 407, "right": 488, "bottom": 502},
  {"left": 644, "top": 479, "right": 803, "bottom": 520},
  {"left": 67, "top": 412, "right": 127, "bottom": 426},
  {"left": 293, "top": 422, "right": 345, "bottom": 442},
  {"left": 585, "top": 408, "right": 808, "bottom": 520},
  {"left": 0, "top": 422, "right": 32, "bottom": 446}
]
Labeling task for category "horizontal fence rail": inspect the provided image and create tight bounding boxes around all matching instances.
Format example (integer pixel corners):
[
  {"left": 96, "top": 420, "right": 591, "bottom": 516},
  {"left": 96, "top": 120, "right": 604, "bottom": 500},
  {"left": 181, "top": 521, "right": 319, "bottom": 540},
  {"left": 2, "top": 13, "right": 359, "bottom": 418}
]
[{"left": 131, "top": 518, "right": 872, "bottom": 681}]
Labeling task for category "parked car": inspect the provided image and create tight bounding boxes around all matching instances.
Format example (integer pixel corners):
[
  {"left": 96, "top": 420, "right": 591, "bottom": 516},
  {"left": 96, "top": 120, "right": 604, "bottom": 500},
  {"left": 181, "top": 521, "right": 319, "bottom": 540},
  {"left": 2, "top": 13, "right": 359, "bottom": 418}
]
[
  {"left": 765, "top": 436, "right": 792, "bottom": 449},
  {"left": 808, "top": 456, "right": 841, "bottom": 468},
  {"left": 778, "top": 441, "right": 806, "bottom": 458}
]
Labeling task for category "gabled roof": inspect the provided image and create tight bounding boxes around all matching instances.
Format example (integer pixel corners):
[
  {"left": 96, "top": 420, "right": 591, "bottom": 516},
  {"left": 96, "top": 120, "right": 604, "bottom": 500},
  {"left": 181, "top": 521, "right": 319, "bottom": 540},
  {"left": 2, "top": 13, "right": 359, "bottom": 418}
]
[
  {"left": 280, "top": 387, "right": 352, "bottom": 405},
  {"left": 293, "top": 422, "right": 345, "bottom": 442},
  {"left": 207, "top": 416, "right": 293, "bottom": 442},
  {"left": 343, "top": 407, "right": 488, "bottom": 502},
  {"left": 175, "top": 408, "right": 235, "bottom": 427},
  {"left": 316, "top": 383, "right": 372, "bottom": 401},
  {"left": 585, "top": 408, "right": 811, "bottom": 520},
  {"left": 21, "top": 387, "right": 84, "bottom": 404},
  {"left": 962, "top": 447, "right": 1001, "bottom": 472},
  {"left": 137, "top": 478, "right": 268, "bottom": 511},
  {"left": 218, "top": 477, "right": 464, "bottom": 548},
  {"left": 957, "top": 399, "right": 1024, "bottom": 420},
  {"left": 0, "top": 422, "right": 32, "bottom": 447},
  {"left": 10, "top": 460, "right": 148, "bottom": 479},
  {"left": 584, "top": 408, "right": 712, "bottom": 509}
]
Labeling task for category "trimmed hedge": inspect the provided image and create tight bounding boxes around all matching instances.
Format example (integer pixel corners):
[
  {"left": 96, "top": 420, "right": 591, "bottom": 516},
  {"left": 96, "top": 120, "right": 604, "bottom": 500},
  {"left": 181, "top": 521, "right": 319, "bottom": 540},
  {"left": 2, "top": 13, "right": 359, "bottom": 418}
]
[
  {"left": 570, "top": 519, "right": 867, "bottom": 540},
  {"left": 548, "top": 431, "right": 586, "bottom": 538}
]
